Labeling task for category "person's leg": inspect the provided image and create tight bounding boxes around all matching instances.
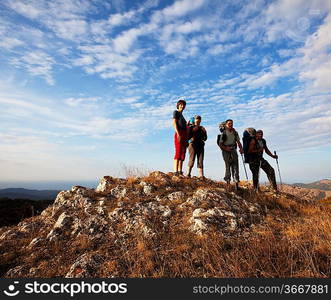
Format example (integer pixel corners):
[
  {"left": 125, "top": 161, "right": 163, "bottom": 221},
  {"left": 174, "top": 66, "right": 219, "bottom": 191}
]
[
  {"left": 261, "top": 159, "right": 277, "bottom": 191},
  {"left": 222, "top": 150, "right": 231, "bottom": 183},
  {"left": 232, "top": 151, "right": 239, "bottom": 183},
  {"left": 249, "top": 161, "right": 260, "bottom": 190},
  {"left": 178, "top": 160, "right": 183, "bottom": 174},
  {"left": 197, "top": 146, "right": 204, "bottom": 178},
  {"left": 187, "top": 143, "right": 195, "bottom": 177},
  {"left": 178, "top": 130, "right": 188, "bottom": 174},
  {"left": 173, "top": 159, "right": 179, "bottom": 173}
]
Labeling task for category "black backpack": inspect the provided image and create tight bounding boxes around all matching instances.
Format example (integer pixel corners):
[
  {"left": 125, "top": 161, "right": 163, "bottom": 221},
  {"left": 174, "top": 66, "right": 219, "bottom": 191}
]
[{"left": 242, "top": 128, "right": 256, "bottom": 163}]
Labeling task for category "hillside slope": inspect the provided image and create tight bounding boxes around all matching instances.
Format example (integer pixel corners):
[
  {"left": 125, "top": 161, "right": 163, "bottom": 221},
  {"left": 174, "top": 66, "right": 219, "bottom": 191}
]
[
  {"left": 281, "top": 184, "right": 331, "bottom": 201},
  {"left": 293, "top": 179, "right": 331, "bottom": 191},
  {"left": 0, "top": 172, "right": 330, "bottom": 278}
]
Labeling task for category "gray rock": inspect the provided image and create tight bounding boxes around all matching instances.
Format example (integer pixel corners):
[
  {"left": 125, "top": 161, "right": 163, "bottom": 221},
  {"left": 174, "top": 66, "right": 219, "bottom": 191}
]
[
  {"left": 95, "top": 176, "right": 115, "bottom": 193},
  {"left": 65, "top": 253, "right": 104, "bottom": 278},
  {"left": 71, "top": 186, "right": 95, "bottom": 197},
  {"left": 54, "top": 212, "right": 72, "bottom": 229},
  {"left": 109, "top": 201, "right": 171, "bottom": 237},
  {"left": 166, "top": 191, "right": 185, "bottom": 202},
  {"left": 189, "top": 207, "right": 237, "bottom": 235},
  {"left": 110, "top": 186, "right": 127, "bottom": 198},
  {"left": 140, "top": 181, "right": 155, "bottom": 195}
]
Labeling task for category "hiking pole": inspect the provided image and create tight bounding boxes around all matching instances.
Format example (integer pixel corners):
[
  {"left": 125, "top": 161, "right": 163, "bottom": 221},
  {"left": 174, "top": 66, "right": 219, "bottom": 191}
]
[
  {"left": 257, "top": 158, "right": 262, "bottom": 191},
  {"left": 274, "top": 151, "right": 283, "bottom": 190},
  {"left": 240, "top": 154, "right": 248, "bottom": 181}
]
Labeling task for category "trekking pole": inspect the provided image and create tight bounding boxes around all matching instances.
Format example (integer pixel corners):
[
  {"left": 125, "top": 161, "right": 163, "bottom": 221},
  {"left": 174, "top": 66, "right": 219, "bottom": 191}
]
[
  {"left": 240, "top": 154, "right": 248, "bottom": 181},
  {"left": 257, "top": 158, "right": 262, "bottom": 190},
  {"left": 274, "top": 151, "right": 283, "bottom": 190}
]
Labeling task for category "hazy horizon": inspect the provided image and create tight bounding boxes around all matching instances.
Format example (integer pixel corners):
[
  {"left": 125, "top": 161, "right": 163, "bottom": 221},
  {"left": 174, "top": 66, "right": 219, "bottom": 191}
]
[{"left": 0, "top": 176, "right": 330, "bottom": 190}]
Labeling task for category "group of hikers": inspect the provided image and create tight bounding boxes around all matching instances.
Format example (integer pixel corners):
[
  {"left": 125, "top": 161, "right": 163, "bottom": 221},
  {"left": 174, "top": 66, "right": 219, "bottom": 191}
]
[{"left": 172, "top": 99, "right": 279, "bottom": 192}]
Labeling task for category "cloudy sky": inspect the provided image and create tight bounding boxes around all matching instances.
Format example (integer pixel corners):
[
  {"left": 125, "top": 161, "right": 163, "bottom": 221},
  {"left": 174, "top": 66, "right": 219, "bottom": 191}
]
[{"left": 0, "top": 0, "right": 330, "bottom": 187}]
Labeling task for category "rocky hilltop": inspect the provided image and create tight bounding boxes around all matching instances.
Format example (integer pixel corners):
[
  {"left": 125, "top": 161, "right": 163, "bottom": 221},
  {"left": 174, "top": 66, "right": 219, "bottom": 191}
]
[{"left": 1, "top": 172, "right": 330, "bottom": 278}]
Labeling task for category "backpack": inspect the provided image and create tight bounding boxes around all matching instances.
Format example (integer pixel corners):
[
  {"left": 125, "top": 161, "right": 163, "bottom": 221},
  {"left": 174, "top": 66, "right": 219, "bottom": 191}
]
[
  {"left": 217, "top": 122, "right": 226, "bottom": 148},
  {"left": 217, "top": 122, "right": 239, "bottom": 149},
  {"left": 242, "top": 128, "right": 256, "bottom": 163}
]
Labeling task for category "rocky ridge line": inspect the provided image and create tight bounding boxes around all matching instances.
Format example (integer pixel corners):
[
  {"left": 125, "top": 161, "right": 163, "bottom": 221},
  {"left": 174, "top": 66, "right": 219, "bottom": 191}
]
[{"left": 0, "top": 171, "right": 286, "bottom": 278}]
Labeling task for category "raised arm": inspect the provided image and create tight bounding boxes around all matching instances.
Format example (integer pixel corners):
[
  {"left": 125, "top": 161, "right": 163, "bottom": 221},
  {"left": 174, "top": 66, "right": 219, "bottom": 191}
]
[{"left": 264, "top": 143, "right": 277, "bottom": 159}]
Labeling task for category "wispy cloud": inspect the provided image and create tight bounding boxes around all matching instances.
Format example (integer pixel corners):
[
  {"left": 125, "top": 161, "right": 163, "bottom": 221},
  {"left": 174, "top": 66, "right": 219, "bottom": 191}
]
[
  {"left": 1, "top": 0, "right": 331, "bottom": 182},
  {"left": 10, "top": 50, "right": 56, "bottom": 85},
  {"left": 65, "top": 97, "right": 100, "bottom": 107}
]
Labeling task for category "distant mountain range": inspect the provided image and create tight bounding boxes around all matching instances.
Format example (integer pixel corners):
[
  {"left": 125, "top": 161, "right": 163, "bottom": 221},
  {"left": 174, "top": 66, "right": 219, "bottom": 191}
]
[
  {"left": 292, "top": 179, "right": 331, "bottom": 191},
  {"left": 0, "top": 188, "right": 60, "bottom": 200}
]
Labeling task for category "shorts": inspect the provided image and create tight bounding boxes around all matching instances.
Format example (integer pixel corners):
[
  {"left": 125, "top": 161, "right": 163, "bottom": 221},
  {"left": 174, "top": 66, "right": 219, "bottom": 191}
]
[{"left": 174, "top": 129, "right": 188, "bottom": 161}]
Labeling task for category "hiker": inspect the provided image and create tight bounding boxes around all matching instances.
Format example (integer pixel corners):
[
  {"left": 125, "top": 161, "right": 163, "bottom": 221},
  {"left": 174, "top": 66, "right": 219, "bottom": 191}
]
[
  {"left": 187, "top": 115, "right": 207, "bottom": 178},
  {"left": 248, "top": 129, "right": 278, "bottom": 192},
  {"left": 172, "top": 99, "right": 188, "bottom": 176},
  {"left": 218, "top": 119, "right": 244, "bottom": 189}
]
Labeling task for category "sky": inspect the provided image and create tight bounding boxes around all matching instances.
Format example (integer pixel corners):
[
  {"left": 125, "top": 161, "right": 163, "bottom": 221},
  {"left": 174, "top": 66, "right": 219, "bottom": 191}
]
[{"left": 0, "top": 0, "right": 330, "bottom": 188}]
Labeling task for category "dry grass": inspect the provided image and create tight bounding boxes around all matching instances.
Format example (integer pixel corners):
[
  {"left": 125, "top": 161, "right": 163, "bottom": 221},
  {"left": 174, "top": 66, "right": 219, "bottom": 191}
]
[
  {"left": 95, "top": 196, "right": 331, "bottom": 278},
  {"left": 1, "top": 178, "right": 331, "bottom": 278},
  {"left": 120, "top": 163, "right": 151, "bottom": 179}
]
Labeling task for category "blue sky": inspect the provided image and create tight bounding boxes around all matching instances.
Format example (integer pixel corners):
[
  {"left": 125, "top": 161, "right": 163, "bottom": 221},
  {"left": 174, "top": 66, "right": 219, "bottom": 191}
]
[{"left": 0, "top": 0, "right": 330, "bottom": 187}]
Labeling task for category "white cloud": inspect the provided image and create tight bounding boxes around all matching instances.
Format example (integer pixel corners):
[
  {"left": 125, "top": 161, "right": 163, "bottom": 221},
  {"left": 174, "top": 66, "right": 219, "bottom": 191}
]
[
  {"left": 264, "top": 0, "right": 331, "bottom": 43},
  {"left": 207, "top": 43, "right": 238, "bottom": 55},
  {"left": 10, "top": 51, "right": 56, "bottom": 85},
  {"left": 65, "top": 97, "right": 99, "bottom": 107},
  {"left": 108, "top": 0, "right": 159, "bottom": 26},
  {"left": 49, "top": 19, "right": 88, "bottom": 40},
  {"left": 176, "top": 20, "right": 202, "bottom": 34},
  {"left": 74, "top": 44, "right": 142, "bottom": 79},
  {"left": 162, "top": 0, "right": 205, "bottom": 19},
  {"left": 109, "top": 10, "right": 137, "bottom": 26},
  {"left": 0, "top": 37, "right": 24, "bottom": 49},
  {"left": 112, "top": 27, "right": 142, "bottom": 53},
  {"left": 5, "top": 0, "right": 42, "bottom": 19},
  {"left": 298, "top": 14, "right": 331, "bottom": 91},
  {"left": 118, "top": 97, "right": 139, "bottom": 104},
  {"left": 4, "top": 0, "right": 91, "bottom": 41}
]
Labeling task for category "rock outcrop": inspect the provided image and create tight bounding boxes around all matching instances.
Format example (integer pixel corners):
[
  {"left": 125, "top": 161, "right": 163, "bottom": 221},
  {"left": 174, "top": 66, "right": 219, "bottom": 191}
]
[{"left": 0, "top": 171, "right": 303, "bottom": 278}]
